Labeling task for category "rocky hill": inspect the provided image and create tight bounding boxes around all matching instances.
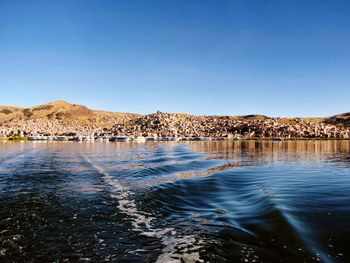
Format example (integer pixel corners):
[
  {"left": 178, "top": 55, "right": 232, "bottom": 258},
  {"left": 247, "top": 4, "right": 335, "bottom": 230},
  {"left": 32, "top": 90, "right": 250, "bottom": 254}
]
[
  {"left": 112, "top": 111, "right": 349, "bottom": 139},
  {"left": 0, "top": 105, "right": 24, "bottom": 123},
  {"left": 0, "top": 100, "right": 139, "bottom": 124},
  {"left": 325, "top": 112, "right": 350, "bottom": 126},
  {"left": 0, "top": 101, "right": 348, "bottom": 137},
  {"left": 0, "top": 101, "right": 140, "bottom": 135}
]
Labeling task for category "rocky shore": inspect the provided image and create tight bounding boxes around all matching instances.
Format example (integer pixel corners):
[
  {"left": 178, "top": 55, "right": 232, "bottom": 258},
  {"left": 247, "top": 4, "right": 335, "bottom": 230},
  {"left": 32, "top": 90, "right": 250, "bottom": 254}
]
[{"left": 0, "top": 101, "right": 349, "bottom": 140}]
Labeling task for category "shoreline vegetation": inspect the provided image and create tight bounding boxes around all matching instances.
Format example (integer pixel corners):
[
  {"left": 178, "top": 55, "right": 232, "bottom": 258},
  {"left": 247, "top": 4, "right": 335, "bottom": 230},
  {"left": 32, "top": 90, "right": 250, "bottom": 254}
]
[
  {"left": 0, "top": 134, "right": 27, "bottom": 141},
  {"left": 1, "top": 101, "right": 349, "bottom": 141}
]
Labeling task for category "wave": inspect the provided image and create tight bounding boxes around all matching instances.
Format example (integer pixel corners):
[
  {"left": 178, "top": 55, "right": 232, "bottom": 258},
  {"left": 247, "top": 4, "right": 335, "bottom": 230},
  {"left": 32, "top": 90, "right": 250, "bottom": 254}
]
[{"left": 82, "top": 154, "right": 204, "bottom": 263}]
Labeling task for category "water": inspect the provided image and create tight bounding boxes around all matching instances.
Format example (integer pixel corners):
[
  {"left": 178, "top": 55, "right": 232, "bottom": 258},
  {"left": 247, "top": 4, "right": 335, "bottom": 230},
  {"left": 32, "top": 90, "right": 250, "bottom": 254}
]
[{"left": 0, "top": 140, "right": 349, "bottom": 262}]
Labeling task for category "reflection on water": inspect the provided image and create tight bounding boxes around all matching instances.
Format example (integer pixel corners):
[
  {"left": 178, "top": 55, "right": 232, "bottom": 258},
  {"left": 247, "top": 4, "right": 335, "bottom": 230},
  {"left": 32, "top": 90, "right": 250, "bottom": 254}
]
[
  {"left": 0, "top": 140, "right": 349, "bottom": 262},
  {"left": 192, "top": 140, "right": 350, "bottom": 162}
]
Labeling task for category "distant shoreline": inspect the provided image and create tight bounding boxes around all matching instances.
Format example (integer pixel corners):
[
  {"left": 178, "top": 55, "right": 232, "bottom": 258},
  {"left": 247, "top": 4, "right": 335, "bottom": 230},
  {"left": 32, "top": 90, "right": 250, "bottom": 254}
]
[
  {"left": 1, "top": 101, "right": 349, "bottom": 140},
  {"left": 1, "top": 137, "right": 349, "bottom": 142}
]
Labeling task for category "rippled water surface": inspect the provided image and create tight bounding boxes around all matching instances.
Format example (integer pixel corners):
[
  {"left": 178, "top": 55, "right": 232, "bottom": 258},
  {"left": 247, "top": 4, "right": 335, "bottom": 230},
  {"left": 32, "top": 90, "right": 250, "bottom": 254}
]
[{"left": 0, "top": 140, "right": 350, "bottom": 262}]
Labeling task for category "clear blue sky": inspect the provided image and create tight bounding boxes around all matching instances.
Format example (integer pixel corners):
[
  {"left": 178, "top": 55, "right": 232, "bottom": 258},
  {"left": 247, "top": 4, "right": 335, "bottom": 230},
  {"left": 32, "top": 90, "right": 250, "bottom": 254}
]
[{"left": 0, "top": 0, "right": 349, "bottom": 117}]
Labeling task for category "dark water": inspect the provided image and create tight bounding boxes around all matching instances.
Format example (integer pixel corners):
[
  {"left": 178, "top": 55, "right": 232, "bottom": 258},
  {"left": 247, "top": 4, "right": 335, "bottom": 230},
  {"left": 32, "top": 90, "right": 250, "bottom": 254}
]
[{"left": 0, "top": 141, "right": 349, "bottom": 263}]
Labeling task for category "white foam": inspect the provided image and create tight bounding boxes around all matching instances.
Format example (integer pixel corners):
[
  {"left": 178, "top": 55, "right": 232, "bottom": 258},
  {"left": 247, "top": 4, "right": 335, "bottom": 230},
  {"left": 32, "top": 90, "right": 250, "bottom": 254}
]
[{"left": 83, "top": 155, "right": 204, "bottom": 263}]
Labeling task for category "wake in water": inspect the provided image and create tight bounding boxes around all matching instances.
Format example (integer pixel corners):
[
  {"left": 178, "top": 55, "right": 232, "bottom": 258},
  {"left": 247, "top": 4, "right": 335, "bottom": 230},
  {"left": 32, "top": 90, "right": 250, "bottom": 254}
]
[
  {"left": 2, "top": 141, "right": 349, "bottom": 262},
  {"left": 82, "top": 154, "right": 204, "bottom": 263}
]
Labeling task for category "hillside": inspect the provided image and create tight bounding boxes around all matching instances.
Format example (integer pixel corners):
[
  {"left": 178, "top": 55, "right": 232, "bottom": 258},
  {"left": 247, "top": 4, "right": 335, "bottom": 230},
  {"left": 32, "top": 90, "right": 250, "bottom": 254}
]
[
  {"left": 0, "top": 101, "right": 348, "bottom": 137},
  {"left": 0, "top": 101, "right": 348, "bottom": 127},
  {"left": 0, "top": 101, "right": 141, "bottom": 135},
  {"left": 0, "top": 105, "right": 24, "bottom": 123},
  {"left": 325, "top": 112, "right": 350, "bottom": 126}
]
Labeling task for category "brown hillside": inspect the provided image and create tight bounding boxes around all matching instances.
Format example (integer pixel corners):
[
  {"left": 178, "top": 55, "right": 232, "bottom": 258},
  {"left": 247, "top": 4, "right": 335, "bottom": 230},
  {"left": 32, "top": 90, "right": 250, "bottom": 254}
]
[
  {"left": 325, "top": 112, "right": 350, "bottom": 126},
  {"left": 1, "top": 100, "right": 348, "bottom": 128},
  {"left": 0, "top": 100, "right": 141, "bottom": 127},
  {"left": 0, "top": 105, "right": 24, "bottom": 123}
]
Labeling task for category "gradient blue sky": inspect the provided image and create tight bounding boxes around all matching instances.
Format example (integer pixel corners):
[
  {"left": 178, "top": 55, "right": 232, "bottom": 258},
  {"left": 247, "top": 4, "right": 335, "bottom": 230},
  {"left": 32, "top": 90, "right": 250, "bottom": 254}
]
[{"left": 0, "top": 0, "right": 349, "bottom": 117}]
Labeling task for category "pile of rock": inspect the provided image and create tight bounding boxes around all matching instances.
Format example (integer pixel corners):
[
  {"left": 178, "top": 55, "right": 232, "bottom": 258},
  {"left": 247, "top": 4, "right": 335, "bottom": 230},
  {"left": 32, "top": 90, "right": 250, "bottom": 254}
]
[
  {"left": 112, "top": 111, "right": 350, "bottom": 139},
  {"left": 1, "top": 110, "right": 349, "bottom": 139}
]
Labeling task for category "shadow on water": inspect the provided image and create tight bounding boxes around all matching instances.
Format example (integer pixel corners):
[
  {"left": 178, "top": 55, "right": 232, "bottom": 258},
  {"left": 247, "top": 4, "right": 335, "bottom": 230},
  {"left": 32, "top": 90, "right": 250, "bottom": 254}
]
[{"left": 0, "top": 140, "right": 349, "bottom": 262}]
